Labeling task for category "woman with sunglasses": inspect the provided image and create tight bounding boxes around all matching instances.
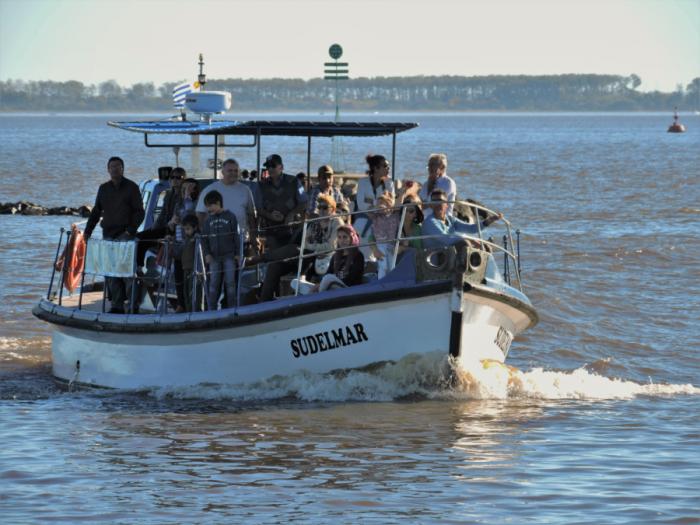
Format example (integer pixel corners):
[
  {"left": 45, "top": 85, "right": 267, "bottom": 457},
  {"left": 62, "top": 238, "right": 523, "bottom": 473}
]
[{"left": 354, "top": 154, "right": 395, "bottom": 260}]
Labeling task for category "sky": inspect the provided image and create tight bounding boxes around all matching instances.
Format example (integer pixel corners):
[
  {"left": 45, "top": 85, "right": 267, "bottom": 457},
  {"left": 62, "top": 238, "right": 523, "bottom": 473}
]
[{"left": 1, "top": 0, "right": 698, "bottom": 92}]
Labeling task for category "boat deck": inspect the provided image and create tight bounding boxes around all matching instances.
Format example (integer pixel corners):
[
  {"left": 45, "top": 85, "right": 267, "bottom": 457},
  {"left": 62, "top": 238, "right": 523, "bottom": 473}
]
[{"left": 58, "top": 290, "right": 161, "bottom": 313}]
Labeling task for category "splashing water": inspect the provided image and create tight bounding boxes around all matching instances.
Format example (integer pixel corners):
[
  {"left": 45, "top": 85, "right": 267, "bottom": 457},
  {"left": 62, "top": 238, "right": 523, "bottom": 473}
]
[{"left": 152, "top": 351, "right": 699, "bottom": 403}]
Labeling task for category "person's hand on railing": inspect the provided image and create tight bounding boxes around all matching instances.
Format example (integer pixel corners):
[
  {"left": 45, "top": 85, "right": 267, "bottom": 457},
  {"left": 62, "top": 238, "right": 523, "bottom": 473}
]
[
  {"left": 483, "top": 212, "right": 504, "bottom": 227},
  {"left": 205, "top": 254, "right": 213, "bottom": 265}
]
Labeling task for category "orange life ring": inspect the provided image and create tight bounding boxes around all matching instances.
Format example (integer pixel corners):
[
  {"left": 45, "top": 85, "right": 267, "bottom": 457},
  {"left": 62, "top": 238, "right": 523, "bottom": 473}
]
[{"left": 57, "top": 226, "right": 86, "bottom": 293}]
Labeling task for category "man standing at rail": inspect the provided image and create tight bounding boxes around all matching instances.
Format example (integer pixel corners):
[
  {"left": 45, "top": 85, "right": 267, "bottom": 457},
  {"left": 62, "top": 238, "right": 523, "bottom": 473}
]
[
  {"left": 419, "top": 153, "right": 457, "bottom": 217},
  {"left": 84, "top": 156, "right": 145, "bottom": 314},
  {"left": 196, "top": 158, "right": 257, "bottom": 243}
]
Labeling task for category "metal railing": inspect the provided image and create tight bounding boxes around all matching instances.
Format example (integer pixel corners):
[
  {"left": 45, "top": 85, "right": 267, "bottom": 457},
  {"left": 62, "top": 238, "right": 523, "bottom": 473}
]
[
  {"left": 288, "top": 198, "right": 523, "bottom": 292},
  {"left": 45, "top": 199, "right": 525, "bottom": 314}
]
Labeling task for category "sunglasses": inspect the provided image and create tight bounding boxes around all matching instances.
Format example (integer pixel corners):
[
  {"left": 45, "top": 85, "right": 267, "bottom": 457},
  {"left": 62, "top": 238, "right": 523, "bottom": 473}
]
[
  {"left": 318, "top": 205, "right": 329, "bottom": 210},
  {"left": 170, "top": 175, "right": 183, "bottom": 180}
]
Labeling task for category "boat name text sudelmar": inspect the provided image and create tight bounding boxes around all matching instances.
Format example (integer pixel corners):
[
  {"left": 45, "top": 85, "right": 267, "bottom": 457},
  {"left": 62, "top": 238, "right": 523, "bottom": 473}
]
[{"left": 291, "top": 323, "right": 369, "bottom": 358}]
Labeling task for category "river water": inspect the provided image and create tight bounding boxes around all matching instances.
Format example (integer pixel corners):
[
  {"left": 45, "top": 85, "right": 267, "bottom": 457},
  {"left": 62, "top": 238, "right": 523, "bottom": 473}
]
[{"left": 1, "top": 113, "right": 699, "bottom": 524}]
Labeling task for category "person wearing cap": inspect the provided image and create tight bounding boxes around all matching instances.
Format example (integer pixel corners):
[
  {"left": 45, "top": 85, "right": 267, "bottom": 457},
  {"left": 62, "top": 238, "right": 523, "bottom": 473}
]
[
  {"left": 419, "top": 153, "right": 457, "bottom": 217},
  {"left": 307, "top": 164, "right": 346, "bottom": 216},
  {"left": 259, "top": 154, "right": 307, "bottom": 250},
  {"left": 195, "top": 158, "right": 257, "bottom": 243},
  {"left": 422, "top": 189, "right": 501, "bottom": 249}
]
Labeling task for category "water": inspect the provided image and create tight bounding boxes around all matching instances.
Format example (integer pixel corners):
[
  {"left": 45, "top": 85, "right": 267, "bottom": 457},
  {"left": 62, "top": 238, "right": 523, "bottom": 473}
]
[{"left": 1, "top": 112, "right": 699, "bottom": 524}]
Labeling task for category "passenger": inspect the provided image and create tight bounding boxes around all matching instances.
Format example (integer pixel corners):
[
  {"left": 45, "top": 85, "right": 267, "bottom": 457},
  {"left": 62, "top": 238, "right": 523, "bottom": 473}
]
[
  {"left": 296, "top": 171, "right": 307, "bottom": 190},
  {"left": 178, "top": 177, "right": 199, "bottom": 223},
  {"left": 319, "top": 224, "right": 365, "bottom": 291},
  {"left": 135, "top": 168, "right": 189, "bottom": 310},
  {"left": 336, "top": 200, "right": 352, "bottom": 225},
  {"left": 307, "top": 164, "right": 346, "bottom": 216},
  {"left": 354, "top": 154, "right": 395, "bottom": 260},
  {"left": 397, "top": 193, "right": 425, "bottom": 255},
  {"left": 258, "top": 154, "right": 307, "bottom": 250},
  {"left": 304, "top": 194, "right": 343, "bottom": 281},
  {"left": 419, "top": 154, "right": 457, "bottom": 217},
  {"left": 422, "top": 190, "right": 501, "bottom": 249},
  {"left": 196, "top": 158, "right": 257, "bottom": 244},
  {"left": 154, "top": 167, "right": 186, "bottom": 230},
  {"left": 84, "top": 156, "right": 145, "bottom": 314},
  {"left": 395, "top": 179, "right": 419, "bottom": 204},
  {"left": 293, "top": 224, "right": 365, "bottom": 294},
  {"left": 177, "top": 214, "right": 202, "bottom": 312},
  {"left": 202, "top": 190, "right": 241, "bottom": 310},
  {"left": 239, "top": 168, "right": 263, "bottom": 213},
  {"left": 369, "top": 192, "right": 400, "bottom": 279}
]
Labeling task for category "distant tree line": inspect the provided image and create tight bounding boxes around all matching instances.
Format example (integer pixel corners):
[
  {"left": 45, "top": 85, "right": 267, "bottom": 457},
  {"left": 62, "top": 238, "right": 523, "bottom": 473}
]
[{"left": 1, "top": 74, "right": 699, "bottom": 111}]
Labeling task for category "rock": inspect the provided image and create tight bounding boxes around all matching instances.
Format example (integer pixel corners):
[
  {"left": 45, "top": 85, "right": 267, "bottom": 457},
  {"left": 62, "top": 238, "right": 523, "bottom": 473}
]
[
  {"left": 23, "top": 205, "right": 47, "bottom": 216},
  {"left": 0, "top": 203, "right": 19, "bottom": 214},
  {"left": 1, "top": 201, "right": 92, "bottom": 216}
]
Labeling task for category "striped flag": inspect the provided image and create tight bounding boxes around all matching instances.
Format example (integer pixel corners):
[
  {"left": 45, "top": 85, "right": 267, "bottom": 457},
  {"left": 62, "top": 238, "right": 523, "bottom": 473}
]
[{"left": 172, "top": 81, "right": 201, "bottom": 108}]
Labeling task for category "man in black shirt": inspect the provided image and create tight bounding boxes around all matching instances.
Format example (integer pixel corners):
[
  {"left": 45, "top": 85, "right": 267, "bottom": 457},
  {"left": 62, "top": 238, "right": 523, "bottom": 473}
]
[{"left": 85, "top": 157, "right": 145, "bottom": 313}]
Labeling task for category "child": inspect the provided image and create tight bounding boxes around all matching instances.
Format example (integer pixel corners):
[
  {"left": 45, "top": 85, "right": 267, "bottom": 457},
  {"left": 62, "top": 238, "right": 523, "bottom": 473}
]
[
  {"left": 369, "top": 191, "right": 400, "bottom": 279},
  {"left": 179, "top": 214, "right": 202, "bottom": 312},
  {"left": 202, "top": 190, "right": 240, "bottom": 310}
]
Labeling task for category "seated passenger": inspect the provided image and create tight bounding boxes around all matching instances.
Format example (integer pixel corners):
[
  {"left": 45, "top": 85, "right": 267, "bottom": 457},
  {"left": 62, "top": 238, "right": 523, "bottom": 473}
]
[
  {"left": 292, "top": 225, "right": 365, "bottom": 294},
  {"left": 307, "top": 165, "right": 347, "bottom": 216},
  {"left": 304, "top": 194, "right": 343, "bottom": 280},
  {"left": 397, "top": 193, "right": 425, "bottom": 256},
  {"left": 336, "top": 200, "right": 351, "bottom": 225},
  {"left": 202, "top": 190, "right": 241, "bottom": 310},
  {"left": 369, "top": 192, "right": 400, "bottom": 279},
  {"left": 395, "top": 179, "right": 420, "bottom": 204},
  {"left": 422, "top": 190, "right": 501, "bottom": 249}
]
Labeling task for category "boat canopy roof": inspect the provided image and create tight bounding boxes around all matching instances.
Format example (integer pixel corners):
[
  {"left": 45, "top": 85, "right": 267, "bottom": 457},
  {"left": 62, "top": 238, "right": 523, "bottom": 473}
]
[{"left": 108, "top": 119, "right": 418, "bottom": 137}]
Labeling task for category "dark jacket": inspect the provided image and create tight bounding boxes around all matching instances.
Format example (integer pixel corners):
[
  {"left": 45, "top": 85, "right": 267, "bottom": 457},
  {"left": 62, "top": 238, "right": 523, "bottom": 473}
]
[
  {"left": 259, "top": 173, "right": 303, "bottom": 227},
  {"left": 85, "top": 176, "right": 145, "bottom": 239},
  {"left": 202, "top": 210, "right": 240, "bottom": 259},
  {"left": 328, "top": 249, "right": 365, "bottom": 287},
  {"left": 153, "top": 187, "right": 182, "bottom": 230}
]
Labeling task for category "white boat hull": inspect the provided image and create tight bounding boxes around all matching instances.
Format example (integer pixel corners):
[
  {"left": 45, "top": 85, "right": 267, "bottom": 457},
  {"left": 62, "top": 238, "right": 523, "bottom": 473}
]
[{"left": 49, "top": 288, "right": 527, "bottom": 390}]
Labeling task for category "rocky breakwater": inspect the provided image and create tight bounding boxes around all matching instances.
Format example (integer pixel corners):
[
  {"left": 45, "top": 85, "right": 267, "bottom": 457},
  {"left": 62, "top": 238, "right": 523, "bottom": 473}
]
[{"left": 1, "top": 201, "right": 92, "bottom": 217}]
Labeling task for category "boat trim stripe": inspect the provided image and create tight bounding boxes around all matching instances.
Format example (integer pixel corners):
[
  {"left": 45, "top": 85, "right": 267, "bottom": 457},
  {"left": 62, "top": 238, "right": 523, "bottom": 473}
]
[{"left": 34, "top": 281, "right": 454, "bottom": 333}]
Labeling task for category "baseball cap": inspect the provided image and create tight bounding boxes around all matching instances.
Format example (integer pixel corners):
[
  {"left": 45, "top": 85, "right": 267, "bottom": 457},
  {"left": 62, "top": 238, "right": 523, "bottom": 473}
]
[
  {"left": 263, "top": 154, "right": 283, "bottom": 168},
  {"left": 317, "top": 164, "right": 334, "bottom": 177}
]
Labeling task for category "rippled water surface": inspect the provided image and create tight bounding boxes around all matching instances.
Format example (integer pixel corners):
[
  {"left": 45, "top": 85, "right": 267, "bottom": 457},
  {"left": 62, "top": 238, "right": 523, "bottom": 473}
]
[{"left": 1, "top": 113, "right": 699, "bottom": 524}]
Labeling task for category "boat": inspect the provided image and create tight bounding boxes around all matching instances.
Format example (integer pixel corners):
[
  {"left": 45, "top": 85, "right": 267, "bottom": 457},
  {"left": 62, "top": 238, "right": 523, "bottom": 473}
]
[
  {"left": 32, "top": 58, "right": 538, "bottom": 390},
  {"left": 667, "top": 108, "right": 686, "bottom": 133}
]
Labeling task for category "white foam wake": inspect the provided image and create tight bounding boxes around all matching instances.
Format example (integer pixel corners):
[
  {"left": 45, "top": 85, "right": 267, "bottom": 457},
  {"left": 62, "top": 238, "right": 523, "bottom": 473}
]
[{"left": 154, "top": 351, "right": 699, "bottom": 402}]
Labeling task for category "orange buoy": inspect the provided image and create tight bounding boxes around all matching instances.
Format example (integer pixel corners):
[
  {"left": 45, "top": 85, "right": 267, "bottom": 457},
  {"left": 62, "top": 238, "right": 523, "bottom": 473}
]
[
  {"left": 667, "top": 108, "right": 686, "bottom": 133},
  {"left": 55, "top": 225, "right": 86, "bottom": 293}
]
